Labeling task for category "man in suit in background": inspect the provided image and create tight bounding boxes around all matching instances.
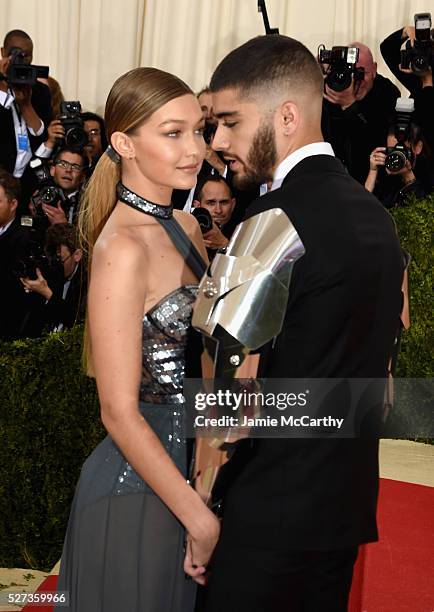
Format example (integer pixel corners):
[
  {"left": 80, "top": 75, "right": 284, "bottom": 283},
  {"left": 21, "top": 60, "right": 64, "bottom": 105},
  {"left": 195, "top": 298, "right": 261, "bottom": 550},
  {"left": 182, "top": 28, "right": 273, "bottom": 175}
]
[
  {"left": 198, "top": 35, "right": 404, "bottom": 612},
  {"left": 0, "top": 169, "right": 31, "bottom": 340},
  {"left": 0, "top": 29, "right": 52, "bottom": 210}
]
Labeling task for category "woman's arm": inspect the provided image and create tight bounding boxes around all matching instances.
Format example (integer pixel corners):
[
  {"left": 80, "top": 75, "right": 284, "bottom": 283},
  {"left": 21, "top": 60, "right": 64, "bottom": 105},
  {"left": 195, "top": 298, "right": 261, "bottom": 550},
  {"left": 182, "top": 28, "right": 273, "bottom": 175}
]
[{"left": 89, "top": 232, "right": 219, "bottom": 574}]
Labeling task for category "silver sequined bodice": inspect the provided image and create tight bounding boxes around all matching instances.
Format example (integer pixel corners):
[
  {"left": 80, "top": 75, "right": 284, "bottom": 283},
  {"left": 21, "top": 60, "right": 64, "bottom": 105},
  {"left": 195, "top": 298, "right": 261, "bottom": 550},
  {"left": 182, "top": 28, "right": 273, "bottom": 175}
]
[{"left": 140, "top": 284, "right": 198, "bottom": 404}]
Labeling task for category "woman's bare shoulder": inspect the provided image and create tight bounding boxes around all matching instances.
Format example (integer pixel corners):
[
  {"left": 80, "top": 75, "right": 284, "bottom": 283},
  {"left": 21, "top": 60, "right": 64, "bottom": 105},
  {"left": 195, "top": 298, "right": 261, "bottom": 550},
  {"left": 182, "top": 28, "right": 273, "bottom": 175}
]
[{"left": 92, "top": 228, "right": 147, "bottom": 270}]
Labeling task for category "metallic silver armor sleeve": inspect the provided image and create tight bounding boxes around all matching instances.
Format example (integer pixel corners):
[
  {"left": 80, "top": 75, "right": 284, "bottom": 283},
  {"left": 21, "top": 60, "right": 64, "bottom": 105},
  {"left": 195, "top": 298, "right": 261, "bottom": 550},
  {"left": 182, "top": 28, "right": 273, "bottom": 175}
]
[{"left": 193, "top": 208, "right": 305, "bottom": 377}]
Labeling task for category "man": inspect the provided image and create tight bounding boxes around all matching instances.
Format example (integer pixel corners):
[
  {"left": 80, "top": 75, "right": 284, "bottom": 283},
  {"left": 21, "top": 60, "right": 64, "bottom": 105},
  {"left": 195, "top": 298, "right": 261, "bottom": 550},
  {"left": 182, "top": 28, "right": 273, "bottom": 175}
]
[
  {"left": 20, "top": 223, "right": 86, "bottom": 336},
  {"left": 0, "top": 169, "right": 32, "bottom": 340},
  {"left": 193, "top": 175, "right": 236, "bottom": 251},
  {"left": 321, "top": 42, "right": 400, "bottom": 184},
  {"left": 31, "top": 147, "right": 86, "bottom": 227},
  {"left": 0, "top": 30, "right": 52, "bottom": 208},
  {"left": 193, "top": 35, "right": 404, "bottom": 612},
  {"left": 81, "top": 111, "right": 107, "bottom": 170}
]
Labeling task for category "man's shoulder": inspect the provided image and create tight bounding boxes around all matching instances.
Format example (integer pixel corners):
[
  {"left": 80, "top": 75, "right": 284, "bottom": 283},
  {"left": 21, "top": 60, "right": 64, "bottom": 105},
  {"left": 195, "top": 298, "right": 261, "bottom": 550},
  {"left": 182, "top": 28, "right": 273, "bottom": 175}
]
[{"left": 372, "top": 73, "right": 400, "bottom": 97}]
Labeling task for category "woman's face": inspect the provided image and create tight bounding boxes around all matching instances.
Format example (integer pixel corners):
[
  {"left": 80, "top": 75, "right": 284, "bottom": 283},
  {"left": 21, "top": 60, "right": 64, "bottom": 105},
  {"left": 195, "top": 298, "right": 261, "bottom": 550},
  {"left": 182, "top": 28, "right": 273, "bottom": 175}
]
[{"left": 129, "top": 94, "right": 206, "bottom": 193}]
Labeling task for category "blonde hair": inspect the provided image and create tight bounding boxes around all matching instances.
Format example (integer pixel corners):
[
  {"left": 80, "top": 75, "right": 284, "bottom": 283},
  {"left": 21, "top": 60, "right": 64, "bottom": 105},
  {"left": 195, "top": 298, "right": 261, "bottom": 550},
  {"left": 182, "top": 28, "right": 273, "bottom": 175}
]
[{"left": 79, "top": 67, "right": 193, "bottom": 372}]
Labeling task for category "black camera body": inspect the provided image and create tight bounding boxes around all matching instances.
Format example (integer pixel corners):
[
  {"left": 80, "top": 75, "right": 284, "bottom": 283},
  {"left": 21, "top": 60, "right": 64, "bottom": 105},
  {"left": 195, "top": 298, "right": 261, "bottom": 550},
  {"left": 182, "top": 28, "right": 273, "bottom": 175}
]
[
  {"left": 5, "top": 47, "right": 49, "bottom": 86},
  {"left": 191, "top": 207, "right": 213, "bottom": 234},
  {"left": 385, "top": 98, "right": 416, "bottom": 172},
  {"left": 30, "top": 158, "right": 65, "bottom": 227},
  {"left": 385, "top": 144, "right": 414, "bottom": 172},
  {"left": 318, "top": 45, "right": 365, "bottom": 92},
  {"left": 13, "top": 228, "right": 63, "bottom": 282},
  {"left": 58, "top": 101, "right": 88, "bottom": 148},
  {"left": 400, "top": 13, "right": 434, "bottom": 74}
]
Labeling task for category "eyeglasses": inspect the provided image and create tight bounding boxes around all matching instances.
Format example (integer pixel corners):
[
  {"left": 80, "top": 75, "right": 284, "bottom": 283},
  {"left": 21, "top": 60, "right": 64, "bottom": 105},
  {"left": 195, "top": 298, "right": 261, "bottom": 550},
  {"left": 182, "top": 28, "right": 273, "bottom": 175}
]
[
  {"left": 54, "top": 159, "right": 83, "bottom": 172},
  {"left": 56, "top": 252, "right": 73, "bottom": 264},
  {"left": 86, "top": 129, "right": 101, "bottom": 137}
]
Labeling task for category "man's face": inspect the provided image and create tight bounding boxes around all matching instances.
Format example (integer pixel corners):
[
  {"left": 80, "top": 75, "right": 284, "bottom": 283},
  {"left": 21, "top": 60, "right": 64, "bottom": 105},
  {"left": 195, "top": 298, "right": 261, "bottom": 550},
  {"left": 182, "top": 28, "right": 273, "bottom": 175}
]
[
  {"left": 50, "top": 152, "right": 84, "bottom": 192},
  {"left": 211, "top": 88, "right": 277, "bottom": 190},
  {"left": 198, "top": 91, "right": 213, "bottom": 121},
  {"left": 355, "top": 48, "right": 377, "bottom": 100},
  {"left": 84, "top": 120, "right": 103, "bottom": 160},
  {"left": 197, "top": 180, "right": 235, "bottom": 227},
  {"left": 0, "top": 185, "right": 17, "bottom": 226},
  {"left": 57, "top": 244, "right": 81, "bottom": 279},
  {"left": 2, "top": 36, "right": 33, "bottom": 64}
]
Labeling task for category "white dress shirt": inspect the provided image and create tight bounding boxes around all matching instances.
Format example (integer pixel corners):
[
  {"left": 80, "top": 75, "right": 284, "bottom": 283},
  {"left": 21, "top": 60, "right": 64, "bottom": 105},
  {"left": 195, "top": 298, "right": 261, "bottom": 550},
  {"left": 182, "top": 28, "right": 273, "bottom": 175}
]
[
  {"left": 0, "top": 88, "right": 50, "bottom": 177},
  {"left": 260, "top": 142, "right": 335, "bottom": 195}
]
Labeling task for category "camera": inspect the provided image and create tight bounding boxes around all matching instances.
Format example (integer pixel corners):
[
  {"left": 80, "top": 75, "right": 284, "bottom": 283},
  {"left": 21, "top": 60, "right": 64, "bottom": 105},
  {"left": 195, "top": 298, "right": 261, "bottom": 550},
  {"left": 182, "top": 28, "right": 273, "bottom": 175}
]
[
  {"left": 385, "top": 98, "right": 415, "bottom": 172},
  {"left": 4, "top": 47, "right": 49, "bottom": 86},
  {"left": 318, "top": 45, "right": 365, "bottom": 92},
  {"left": 401, "top": 13, "right": 434, "bottom": 74},
  {"left": 191, "top": 207, "right": 213, "bottom": 234},
  {"left": 13, "top": 229, "right": 63, "bottom": 282},
  {"left": 58, "top": 101, "right": 88, "bottom": 148},
  {"left": 30, "top": 158, "right": 64, "bottom": 218}
]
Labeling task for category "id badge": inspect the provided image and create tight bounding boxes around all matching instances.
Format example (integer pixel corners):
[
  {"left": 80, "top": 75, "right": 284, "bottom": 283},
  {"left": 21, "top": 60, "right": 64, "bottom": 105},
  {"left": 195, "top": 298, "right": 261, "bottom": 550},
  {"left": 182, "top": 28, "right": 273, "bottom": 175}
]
[{"left": 18, "top": 133, "right": 30, "bottom": 151}]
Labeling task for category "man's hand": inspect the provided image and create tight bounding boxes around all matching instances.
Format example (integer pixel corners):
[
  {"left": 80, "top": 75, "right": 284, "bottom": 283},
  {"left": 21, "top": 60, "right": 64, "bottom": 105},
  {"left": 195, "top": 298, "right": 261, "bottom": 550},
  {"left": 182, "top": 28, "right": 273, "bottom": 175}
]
[
  {"left": 324, "top": 80, "right": 357, "bottom": 110},
  {"left": 205, "top": 146, "right": 226, "bottom": 175},
  {"left": 0, "top": 56, "right": 10, "bottom": 92},
  {"left": 20, "top": 268, "right": 53, "bottom": 300},
  {"left": 184, "top": 512, "right": 220, "bottom": 585},
  {"left": 203, "top": 223, "right": 229, "bottom": 250},
  {"left": 12, "top": 84, "right": 33, "bottom": 109},
  {"left": 45, "top": 119, "right": 65, "bottom": 148},
  {"left": 42, "top": 202, "right": 67, "bottom": 225}
]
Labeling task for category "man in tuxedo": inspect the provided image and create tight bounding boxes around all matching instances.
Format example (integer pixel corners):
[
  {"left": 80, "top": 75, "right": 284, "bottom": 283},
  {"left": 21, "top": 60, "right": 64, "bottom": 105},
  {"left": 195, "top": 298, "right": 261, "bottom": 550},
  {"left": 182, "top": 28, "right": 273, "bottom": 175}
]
[
  {"left": 0, "top": 169, "right": 32, "bottom": 340},
  {"left": 198, "top": 35, "right": 404, "bottom": 612},
  {"left": 20, "top": 223, "right": 86, "bottom": 336},
  {"left": 0, "top": 29, "right": 52, "bottom": 210}
]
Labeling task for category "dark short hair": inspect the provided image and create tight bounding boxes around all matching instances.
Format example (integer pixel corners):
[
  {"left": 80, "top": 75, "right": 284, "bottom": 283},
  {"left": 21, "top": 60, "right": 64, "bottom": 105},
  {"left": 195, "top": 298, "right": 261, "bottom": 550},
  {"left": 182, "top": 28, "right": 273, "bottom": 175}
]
[
  {"left": 53, "top": 147, "right": 87, "bottom": 168},
  {"left": 81, "top": 111, "right": 108, "bottom": 150},
  {"left": 194, "top": 174, "right": 233, "bottom": 201},
  {"left": 0, "top": 168, "right": 21, "bottom": 202},
  {"left": 210, "top": 34, "right": 323, "bottom": 101},
  {"left": 3, "top": 29, "right": 31, "bottom": 49},
  {"left": 45, "top": 223, "right": 80, "bottom": 255}
]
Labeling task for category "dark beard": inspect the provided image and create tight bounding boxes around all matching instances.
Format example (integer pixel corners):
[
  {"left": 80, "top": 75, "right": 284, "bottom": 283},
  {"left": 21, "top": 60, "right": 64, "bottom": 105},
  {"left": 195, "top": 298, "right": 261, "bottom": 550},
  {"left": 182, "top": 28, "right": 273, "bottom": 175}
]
[{"left": 232, "top": 121, "right": 277, "bottom": 191}]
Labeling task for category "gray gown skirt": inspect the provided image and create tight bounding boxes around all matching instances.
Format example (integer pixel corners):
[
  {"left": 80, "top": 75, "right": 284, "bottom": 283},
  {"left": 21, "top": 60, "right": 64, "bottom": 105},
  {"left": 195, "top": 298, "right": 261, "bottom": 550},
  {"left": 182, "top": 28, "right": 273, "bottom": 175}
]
[{"left": 55, "top": 401, "right": 196, "bottom": 612}]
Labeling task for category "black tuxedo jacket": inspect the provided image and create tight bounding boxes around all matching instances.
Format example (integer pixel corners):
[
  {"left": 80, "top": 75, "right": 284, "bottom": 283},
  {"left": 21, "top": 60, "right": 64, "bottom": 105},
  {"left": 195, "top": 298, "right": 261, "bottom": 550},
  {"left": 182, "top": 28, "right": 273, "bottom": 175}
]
[
  {"left": 0, "top": 218, "right": 33, "bottom": 340},
  {"left": 216, "top": 154, "right": 404, "bottom": 551}
]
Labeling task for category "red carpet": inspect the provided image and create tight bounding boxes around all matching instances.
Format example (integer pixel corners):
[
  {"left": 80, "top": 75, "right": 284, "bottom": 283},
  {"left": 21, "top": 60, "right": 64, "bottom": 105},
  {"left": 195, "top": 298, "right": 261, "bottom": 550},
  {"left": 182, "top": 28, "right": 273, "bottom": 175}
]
[
  {"left": 23, "top": 479, "right": 433, "bottom": 612},
  {"left": 350, "top": 478, "right": 434, "bottom": 612}
]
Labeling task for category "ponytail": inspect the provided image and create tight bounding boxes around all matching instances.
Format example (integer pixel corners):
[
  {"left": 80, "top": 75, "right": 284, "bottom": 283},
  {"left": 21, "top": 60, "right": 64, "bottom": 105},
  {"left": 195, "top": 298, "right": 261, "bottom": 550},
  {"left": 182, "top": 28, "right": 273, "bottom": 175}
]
[{"left": 78, "top": 152, "right": 121, "bottom": 375}]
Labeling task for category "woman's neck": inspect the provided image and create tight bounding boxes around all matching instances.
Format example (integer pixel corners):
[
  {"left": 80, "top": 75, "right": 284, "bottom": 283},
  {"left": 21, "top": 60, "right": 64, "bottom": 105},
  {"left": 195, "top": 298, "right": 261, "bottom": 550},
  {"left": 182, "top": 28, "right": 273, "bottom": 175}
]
[{"left": 120, "top": 169, "right": 172, "bottom": 206}]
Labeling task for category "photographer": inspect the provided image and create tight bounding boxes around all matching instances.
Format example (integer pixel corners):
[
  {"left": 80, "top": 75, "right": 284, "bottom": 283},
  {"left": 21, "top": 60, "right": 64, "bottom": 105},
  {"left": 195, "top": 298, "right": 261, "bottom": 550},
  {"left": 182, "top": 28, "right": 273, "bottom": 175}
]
[
  {"left": 30, "top": 147, "right": 86, "bottom": 228},
  {"left": 0, "top": 169, "right": 33, "bottom": 340},
  {"left": 19, "top": 223, "right": 87, "bottom": 336},
  {"left": 192, "top": 175, "right": 236, "bottom": 255},
  {"left": 365, "top": 120, "right": 433, "bottom": 207},
  {"left": 321, "top": 42, "right": 400, "bottom": 184},
  {"left": 81, "top": 111, "right": 107, "bottom": 173},
  {"left": 0, "top": 30, "right": 52, "bottom": 209},
  {"left": 380, "top": 16, "right": 434, "bottom": 152}
]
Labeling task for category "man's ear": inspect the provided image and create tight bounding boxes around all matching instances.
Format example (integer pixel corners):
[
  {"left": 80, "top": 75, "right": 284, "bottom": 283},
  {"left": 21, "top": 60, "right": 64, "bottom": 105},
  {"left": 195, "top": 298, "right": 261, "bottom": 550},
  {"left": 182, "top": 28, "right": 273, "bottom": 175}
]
[
  {"left": 50, "top": 164, "right": 55, "bottom": 177},
  {"left": 73, "top": 249, "right": 83, "bottom": 263},
  {"left": 9, "top": 198, "right": 18, "bottom": 214},
  {"left": 110, "top": 131, "right": 135, "bottom": 160},
  {"left": 277, "top": 101, "right": 299, "bottom": 137}
]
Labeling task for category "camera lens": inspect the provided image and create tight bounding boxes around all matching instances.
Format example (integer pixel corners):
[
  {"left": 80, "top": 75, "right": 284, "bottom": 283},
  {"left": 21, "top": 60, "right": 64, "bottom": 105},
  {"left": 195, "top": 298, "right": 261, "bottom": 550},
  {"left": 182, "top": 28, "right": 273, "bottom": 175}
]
[
  {"left": 411, "top": 55, "right": 429, "bottom": 73},
  {"left": 385, "top": 151, "right": 406, "bottom": 172},
  {"left": 327, "top": 69, "right": 352, "bottom": 92},
  {"left": 191, "top": 207, "right": 213, "bottom": 234},
  {"left": 65, "top": 127, "right": 88, "bottom": 148},
  {"left": 40, "top": 186, "right": 58, "bottom": 204}
]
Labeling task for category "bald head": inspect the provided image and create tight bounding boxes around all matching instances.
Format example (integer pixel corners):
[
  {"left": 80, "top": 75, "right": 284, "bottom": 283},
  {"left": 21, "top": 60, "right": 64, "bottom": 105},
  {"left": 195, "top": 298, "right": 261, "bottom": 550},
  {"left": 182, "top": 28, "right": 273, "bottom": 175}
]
[{"left": 348, "top": 41, "right": 377, "bottom": 98}]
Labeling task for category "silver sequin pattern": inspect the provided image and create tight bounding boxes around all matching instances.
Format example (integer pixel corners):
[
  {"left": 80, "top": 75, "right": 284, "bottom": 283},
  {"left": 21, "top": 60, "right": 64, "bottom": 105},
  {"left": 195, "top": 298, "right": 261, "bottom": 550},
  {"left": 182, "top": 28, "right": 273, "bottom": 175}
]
[{"left": 113, "top": 285, "right": 197, "bottom": 496}]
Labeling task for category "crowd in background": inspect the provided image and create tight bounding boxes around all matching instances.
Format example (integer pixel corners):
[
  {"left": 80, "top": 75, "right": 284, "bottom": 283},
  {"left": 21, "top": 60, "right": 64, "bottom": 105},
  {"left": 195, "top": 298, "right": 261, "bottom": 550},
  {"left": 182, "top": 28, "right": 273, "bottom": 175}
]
[{"left": 0, "top": 21, "right": 433, "bottom": 342}]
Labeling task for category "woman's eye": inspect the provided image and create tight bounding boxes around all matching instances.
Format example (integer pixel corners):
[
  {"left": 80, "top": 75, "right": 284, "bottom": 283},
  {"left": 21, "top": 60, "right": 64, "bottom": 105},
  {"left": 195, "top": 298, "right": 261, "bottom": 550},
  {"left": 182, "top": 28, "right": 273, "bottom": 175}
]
[
  {"left": 166, "top": 130, "right": 180, "bottom": 137},
  {"left": 195, "top": 127, "right": 205, "bottom": 135}
]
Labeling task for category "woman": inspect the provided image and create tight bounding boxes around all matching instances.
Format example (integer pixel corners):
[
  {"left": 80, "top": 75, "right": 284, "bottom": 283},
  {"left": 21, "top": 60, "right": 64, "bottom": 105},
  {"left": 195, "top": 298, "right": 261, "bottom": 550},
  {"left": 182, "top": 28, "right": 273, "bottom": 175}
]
[{"left": 55, "top": 67, "right": 220, "bottom": 612}]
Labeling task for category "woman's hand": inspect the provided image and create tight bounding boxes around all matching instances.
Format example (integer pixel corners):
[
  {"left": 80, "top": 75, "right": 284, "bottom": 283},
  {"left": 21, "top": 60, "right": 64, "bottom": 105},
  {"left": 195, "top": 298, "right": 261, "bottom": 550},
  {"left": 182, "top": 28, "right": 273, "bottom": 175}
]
[
  {"left": 184, "top": 509, "right": 220, "bottom": 585},
  {"left": 369, "top": 147, "right": 386, "bottom": 171}
]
